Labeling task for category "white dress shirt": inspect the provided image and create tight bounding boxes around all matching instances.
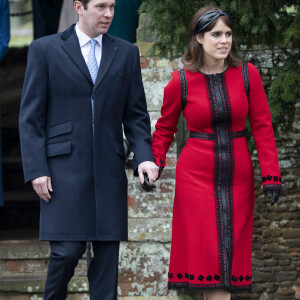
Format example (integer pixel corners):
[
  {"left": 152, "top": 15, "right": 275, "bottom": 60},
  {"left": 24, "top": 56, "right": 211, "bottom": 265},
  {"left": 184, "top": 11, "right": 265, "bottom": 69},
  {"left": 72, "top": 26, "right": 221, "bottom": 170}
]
[{"left": 75, "top": 24, "right": 102, "bottom": 67}]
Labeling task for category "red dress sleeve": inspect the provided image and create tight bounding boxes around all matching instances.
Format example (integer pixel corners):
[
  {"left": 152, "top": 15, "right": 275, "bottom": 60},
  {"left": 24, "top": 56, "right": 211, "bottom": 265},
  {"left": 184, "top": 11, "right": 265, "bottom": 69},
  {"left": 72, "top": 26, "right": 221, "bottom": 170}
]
[
  {"left": 248, "top": 63, "right": 282, "bottom": 193},
  {"left": 152, "top": 70, "right": 183, "bottom": 170}
]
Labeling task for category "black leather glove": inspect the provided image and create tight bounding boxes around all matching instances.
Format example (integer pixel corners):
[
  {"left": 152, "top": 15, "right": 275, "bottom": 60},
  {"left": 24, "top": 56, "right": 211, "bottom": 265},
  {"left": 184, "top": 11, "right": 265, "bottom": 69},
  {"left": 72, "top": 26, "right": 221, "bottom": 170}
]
[
  {"left": 140, "top": 173, "right": 156, "bottom": 192},
  {"left": 266, "top": 190, "right": 280, "bottom": 206},
  {"left": 263, "top": 184, "right": 282, "bottom": 206}
]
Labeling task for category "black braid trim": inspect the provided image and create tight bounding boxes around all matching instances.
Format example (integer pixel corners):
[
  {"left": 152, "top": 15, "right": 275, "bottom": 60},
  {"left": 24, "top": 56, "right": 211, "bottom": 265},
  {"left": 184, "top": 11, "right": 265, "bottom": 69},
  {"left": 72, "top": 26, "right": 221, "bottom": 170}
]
[
  {"left": 263, "top": 184, "right": 282, "bottom": 195},
  {"left": 205, "top": 73, "right": 235, "bottom": 285},
  {"left": 168, "top": 281, "right": 252, "bottom": 293},
  {"left": 155, "top": 159, "right": 164, "bottom": 180},
  {"left": 262, "top": 175, "right": 282, "bottom": 183},
  {"left": 178, "top": 69, "right": 188, "bottom": 109},
  {"left": 242, "top": 62, "right": 249, "bottom": 99}
]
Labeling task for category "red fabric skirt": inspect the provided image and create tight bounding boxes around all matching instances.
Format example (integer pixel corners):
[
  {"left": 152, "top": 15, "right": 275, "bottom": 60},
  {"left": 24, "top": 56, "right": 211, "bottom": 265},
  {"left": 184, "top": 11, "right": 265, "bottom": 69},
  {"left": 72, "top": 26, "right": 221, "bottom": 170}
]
[{"left": 168, "top": 136, "right": 254, "bottom": 293}]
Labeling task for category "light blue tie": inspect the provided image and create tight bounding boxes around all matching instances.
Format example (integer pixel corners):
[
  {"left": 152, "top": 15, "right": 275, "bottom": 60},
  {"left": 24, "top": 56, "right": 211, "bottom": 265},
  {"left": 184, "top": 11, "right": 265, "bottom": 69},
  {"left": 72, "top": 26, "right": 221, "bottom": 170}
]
[
  {"left": 87, "top": 39, "right": 98, "bottom": 134},
  {"left": 87, "top": 39, "right": 98, "bottom": 84}
]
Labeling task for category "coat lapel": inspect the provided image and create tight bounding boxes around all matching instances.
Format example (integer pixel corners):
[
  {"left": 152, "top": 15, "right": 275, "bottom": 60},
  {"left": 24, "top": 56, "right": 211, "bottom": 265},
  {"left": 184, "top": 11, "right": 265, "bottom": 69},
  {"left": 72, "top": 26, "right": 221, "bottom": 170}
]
[
  {"left": 94, "top": 34, "right": 117, "bottom": 91},
  {"left": 61, "top": 25, "right": 93, "bottom": 84}
]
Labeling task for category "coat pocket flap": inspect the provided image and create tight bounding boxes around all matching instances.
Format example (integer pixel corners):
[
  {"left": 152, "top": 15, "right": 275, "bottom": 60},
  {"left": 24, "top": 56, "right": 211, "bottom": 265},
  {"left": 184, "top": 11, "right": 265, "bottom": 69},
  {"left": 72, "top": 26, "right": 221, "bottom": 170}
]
[
  {"left": 46, "top": 141, "right": 71, "bottom": 158},
  {"left": 115, "top": 142, "right": 125, "bottom": 158},
  {"left": 113, "top": 72, "right": 131, "bottom": 81},
  {"left": 48, "top": 121, "right": 72, "bottom": 139}
]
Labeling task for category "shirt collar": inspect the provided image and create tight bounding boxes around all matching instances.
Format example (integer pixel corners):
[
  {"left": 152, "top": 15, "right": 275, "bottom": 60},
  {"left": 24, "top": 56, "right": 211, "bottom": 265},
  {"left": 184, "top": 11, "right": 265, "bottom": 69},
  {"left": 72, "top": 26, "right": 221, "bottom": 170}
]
[{"left": 75, "top": 24, "right": 103, "bottom": 48}]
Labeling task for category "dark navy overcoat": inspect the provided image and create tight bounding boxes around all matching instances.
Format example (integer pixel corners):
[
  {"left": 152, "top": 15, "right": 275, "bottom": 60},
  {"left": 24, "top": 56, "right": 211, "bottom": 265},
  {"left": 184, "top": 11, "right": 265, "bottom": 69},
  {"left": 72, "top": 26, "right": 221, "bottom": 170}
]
[{"left": 19, "top": 25, "right": 154, "bottom": 241}]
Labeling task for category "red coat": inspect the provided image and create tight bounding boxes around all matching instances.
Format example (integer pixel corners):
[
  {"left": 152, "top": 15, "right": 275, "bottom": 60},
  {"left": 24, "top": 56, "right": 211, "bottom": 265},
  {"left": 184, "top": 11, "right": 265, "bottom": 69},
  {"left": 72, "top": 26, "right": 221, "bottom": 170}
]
[{"left": 152, "top": 63, "right": 281, "bottom": 293}]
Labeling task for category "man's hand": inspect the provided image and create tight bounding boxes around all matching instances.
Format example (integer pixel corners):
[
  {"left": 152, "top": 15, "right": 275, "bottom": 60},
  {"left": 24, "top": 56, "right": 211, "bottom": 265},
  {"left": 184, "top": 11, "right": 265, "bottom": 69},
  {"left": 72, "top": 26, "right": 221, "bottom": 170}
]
[
  {"left": 31, "top": 176, "right": 53, "bottom": 202},
  {"left": 138, "top": 161, "right": 159, "bottom": 185}
]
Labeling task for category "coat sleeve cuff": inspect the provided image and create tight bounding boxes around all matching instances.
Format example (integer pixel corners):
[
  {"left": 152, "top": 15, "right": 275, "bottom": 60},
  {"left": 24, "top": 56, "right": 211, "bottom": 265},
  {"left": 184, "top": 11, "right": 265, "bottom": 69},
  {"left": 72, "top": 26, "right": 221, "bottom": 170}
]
[
  {"left": 132, "top": 151, "right": 155, "bottom": 177},
  {"left": 24, "top": 170, "right": 51, "bottom": 184}
]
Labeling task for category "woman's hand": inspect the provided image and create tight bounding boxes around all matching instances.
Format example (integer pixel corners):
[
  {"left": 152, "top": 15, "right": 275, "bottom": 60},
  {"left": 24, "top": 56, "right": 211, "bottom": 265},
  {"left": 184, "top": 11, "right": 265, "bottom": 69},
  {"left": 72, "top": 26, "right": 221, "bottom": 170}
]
[{"left": 266, "top": 190, "right": 280, "bottom": 206}]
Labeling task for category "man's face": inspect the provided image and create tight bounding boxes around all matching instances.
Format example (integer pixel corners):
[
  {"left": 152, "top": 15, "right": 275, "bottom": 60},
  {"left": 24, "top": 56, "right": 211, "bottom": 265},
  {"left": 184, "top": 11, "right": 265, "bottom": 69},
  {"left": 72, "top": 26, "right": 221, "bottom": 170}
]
[{"left": 75, "top": 0, "right": 115, "bottom": 38}]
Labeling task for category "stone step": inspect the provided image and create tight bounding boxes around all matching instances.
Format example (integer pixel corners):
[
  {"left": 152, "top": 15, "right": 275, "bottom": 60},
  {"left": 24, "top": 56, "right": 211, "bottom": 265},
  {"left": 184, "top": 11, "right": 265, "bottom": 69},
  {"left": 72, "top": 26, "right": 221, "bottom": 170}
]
[
  {"left": 0, "top": 293, "right": 89, "bottom": 300},
  {"left": 0, "top": 294, "right": 188, "bottom": 300},
  {"left": 0, "top": 276, "right": 188, "bottom": 299},
  {"left": 0, "top": 240, "right": 173, "bottom": 297},
  {"left": 1, "top": 257, "right": 88, "bottom": 277},
  {"left": 0, "top": 240, "right": 49, "bottom": 260},
  {"left": 0, "top": 274, "right": 88, "bottom": 293},
  {"left": 0, "top": 240, "right": 90, "bottom": 261}
]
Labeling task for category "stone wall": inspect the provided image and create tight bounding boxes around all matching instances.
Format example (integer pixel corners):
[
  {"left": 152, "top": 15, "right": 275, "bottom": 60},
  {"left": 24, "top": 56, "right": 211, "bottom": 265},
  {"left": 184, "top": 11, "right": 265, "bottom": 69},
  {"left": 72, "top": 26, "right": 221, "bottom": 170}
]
[
  {"left": 121, "top": 51, "right": 300, "bottom": 299},
  {"left": 121, "top": 57, "right": 177, "bottom": 298}
]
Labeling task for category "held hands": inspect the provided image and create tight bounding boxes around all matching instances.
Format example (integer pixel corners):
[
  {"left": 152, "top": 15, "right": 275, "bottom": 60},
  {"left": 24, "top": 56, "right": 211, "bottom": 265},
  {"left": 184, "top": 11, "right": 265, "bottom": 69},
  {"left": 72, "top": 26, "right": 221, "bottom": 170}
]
[
  {"left": 138, "top": 161, "right": 159, "bottom": 192},
  {"left": 263, "top": 184, "right": 282, "bottom": 207},
  {"left": 266, "top": 190, "right": 280, "bottom": 207},
  {"left": 31, "top": 176, "right": 53, "bottom": 202},
  {"left": 141, "top": 173, "right": 155, "bottom": 192}
]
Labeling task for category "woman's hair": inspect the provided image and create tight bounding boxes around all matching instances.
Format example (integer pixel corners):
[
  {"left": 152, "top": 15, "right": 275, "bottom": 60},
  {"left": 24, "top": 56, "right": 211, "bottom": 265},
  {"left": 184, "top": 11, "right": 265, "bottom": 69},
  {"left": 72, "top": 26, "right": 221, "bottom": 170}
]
[{"left": 182, "top": 5, "right": 241, "bottom": 71}]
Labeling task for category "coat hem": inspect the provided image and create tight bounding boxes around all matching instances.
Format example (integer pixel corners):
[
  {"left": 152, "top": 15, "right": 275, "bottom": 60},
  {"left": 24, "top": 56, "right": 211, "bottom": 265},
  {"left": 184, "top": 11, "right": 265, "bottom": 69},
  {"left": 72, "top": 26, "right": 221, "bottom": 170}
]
[{"left": 168, "top": 282, "right": 252, "bottom": 294}]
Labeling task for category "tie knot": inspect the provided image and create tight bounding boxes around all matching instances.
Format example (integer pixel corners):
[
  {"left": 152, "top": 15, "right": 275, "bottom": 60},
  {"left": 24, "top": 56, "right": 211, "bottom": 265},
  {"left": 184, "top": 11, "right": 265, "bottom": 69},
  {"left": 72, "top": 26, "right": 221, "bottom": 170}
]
[{"left": 90, "top": 39, "right": 97, "bottom": 48}]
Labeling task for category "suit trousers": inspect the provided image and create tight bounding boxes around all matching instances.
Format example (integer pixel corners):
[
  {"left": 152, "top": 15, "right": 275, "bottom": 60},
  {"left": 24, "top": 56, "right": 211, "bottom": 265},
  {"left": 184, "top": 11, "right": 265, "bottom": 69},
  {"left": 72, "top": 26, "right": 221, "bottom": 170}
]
[{"left": 44, "top": 241, "right": 120, "bottom": 300}]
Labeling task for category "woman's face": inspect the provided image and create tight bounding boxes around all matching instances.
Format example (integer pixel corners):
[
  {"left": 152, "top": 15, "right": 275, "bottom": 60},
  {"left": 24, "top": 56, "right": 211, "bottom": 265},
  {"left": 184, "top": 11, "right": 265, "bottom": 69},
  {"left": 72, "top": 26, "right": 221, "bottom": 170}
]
[{"left": 196, "top": 18, "right": 232, "bottom": 64}]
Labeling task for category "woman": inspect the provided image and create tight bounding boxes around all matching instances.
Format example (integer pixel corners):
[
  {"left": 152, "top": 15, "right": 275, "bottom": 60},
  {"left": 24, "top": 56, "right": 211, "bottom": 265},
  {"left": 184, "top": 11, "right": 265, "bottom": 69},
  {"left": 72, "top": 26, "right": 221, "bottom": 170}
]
[{"left": 151, "top": 6, "right": 282, "bottom": 300}]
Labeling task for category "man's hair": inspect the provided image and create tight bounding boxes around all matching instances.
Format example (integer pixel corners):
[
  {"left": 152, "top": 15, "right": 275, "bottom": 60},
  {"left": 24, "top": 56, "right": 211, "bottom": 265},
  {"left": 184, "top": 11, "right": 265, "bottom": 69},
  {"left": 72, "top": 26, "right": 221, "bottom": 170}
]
[{"left": 74, "top": 0, "right": 90, "bottom": 9}]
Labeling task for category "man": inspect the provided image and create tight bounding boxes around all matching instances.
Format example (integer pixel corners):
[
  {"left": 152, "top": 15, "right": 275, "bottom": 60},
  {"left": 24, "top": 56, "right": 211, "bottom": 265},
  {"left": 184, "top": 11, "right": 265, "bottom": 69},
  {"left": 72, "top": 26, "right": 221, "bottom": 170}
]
[
  {"left": 0, "top": 0, "right": 10, "bottom": 207},
  {"left": 19, "top": 0, "right": 158, "bottom": 299}
]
